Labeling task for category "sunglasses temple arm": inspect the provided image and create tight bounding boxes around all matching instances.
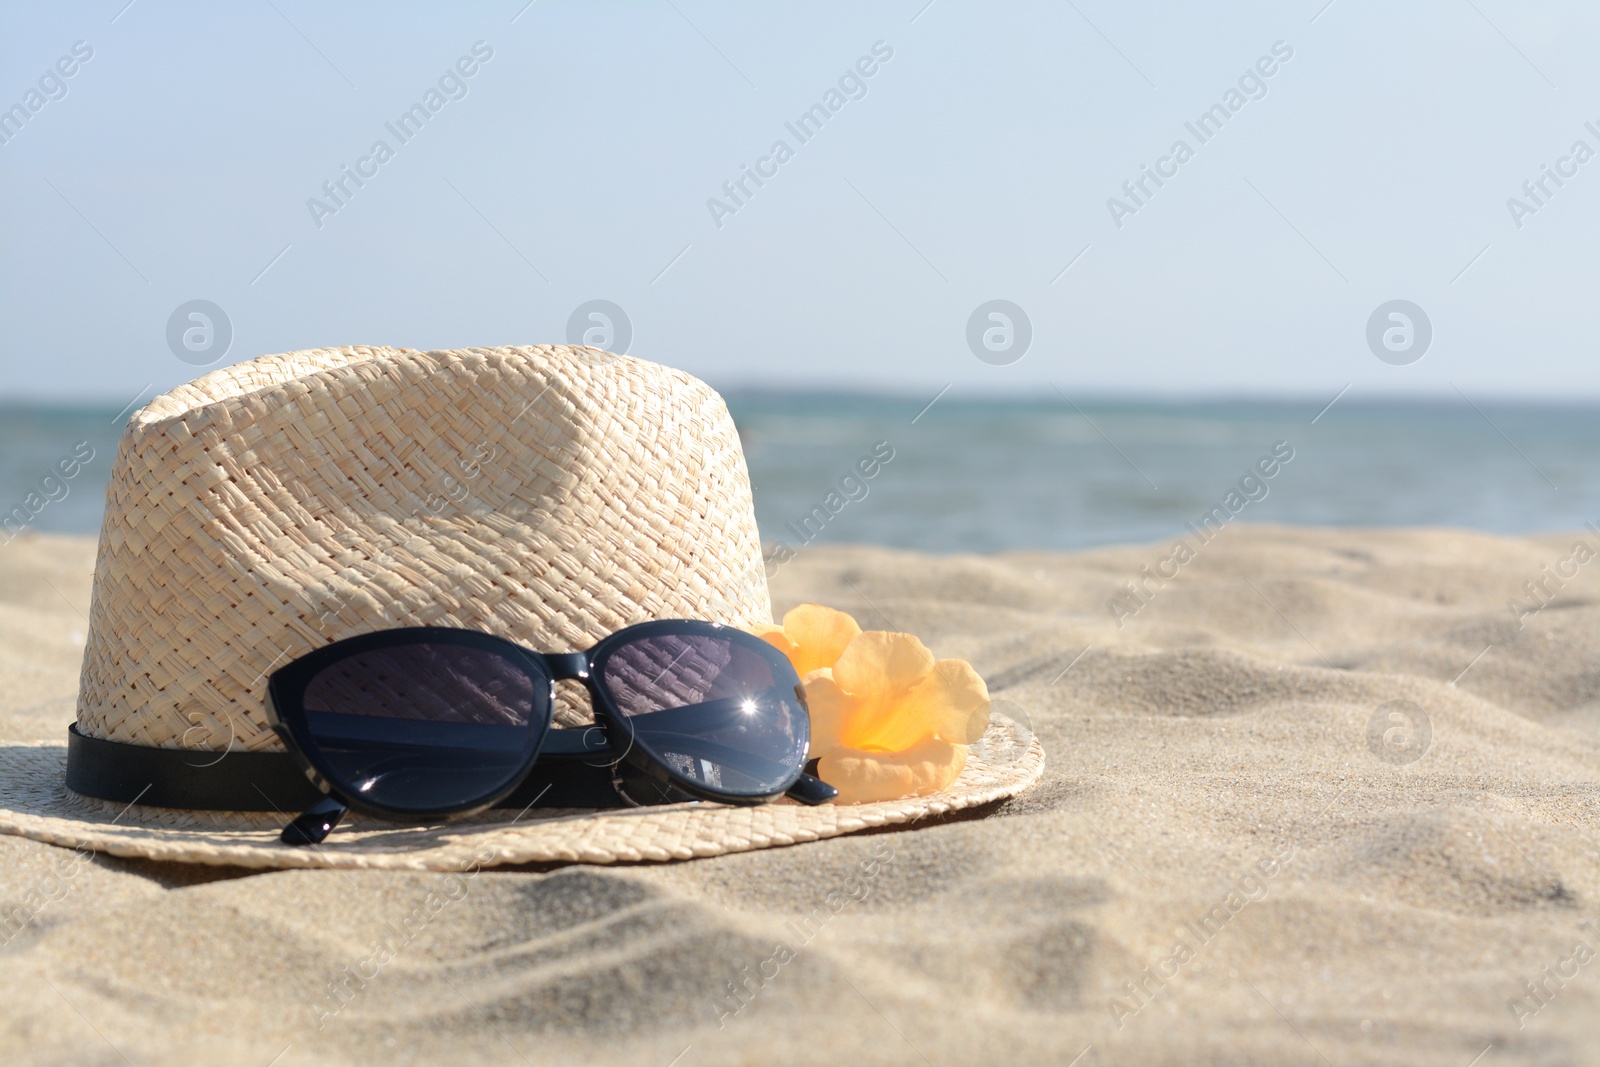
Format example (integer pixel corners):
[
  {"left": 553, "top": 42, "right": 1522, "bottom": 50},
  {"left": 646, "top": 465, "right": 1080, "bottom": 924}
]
[
  {"left": 281, "top": 795, "right": 348, "bottom": 845},
  {"left": 785, "top": 772, "right": 838, "bottom": 806}
]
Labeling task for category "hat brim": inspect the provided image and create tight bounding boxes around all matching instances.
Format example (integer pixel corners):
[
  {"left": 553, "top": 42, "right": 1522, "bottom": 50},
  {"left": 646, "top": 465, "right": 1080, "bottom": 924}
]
[{"left": 0, "top": 716, "right": 1043, "bottom": 870}]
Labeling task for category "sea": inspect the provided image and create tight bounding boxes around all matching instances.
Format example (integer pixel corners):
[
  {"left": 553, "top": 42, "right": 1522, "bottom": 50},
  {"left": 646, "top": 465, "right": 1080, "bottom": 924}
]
[{"left": 3, "top": 394, "right": 1597, "bottom": 554}]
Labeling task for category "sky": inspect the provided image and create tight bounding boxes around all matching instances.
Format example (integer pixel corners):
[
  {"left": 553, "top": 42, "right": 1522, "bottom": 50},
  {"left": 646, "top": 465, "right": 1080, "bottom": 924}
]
[{"left": 2, "top": 0, "right": 1598, "bottom": 404}]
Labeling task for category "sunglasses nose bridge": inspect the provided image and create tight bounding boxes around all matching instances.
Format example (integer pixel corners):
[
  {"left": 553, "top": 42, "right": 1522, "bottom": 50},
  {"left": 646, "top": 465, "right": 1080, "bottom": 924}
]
[{"left": 543, "top": 652, "right": 591, "bottom": 682}]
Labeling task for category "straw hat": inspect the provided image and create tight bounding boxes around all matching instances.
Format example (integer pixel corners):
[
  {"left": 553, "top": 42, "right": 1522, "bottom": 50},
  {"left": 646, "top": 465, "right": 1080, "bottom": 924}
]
[{"left": 0, "top": 345, "right": 1044, "bottom": 869}]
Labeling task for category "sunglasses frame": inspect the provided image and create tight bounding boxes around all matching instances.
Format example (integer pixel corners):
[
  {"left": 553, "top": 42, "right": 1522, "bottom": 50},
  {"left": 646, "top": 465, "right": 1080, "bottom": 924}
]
[{"left": 265, "top": 619, "right": 829, "bottom": 833}]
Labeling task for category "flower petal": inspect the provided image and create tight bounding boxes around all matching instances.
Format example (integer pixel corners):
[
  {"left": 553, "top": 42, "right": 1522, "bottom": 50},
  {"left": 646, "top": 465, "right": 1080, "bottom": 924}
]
[
  {"left": 780, "top": 604, "right": 862, "bottom": 677},
  {"left": 830, "top": 631, "right": 934, "bottom": 710},
  {"left": 901, "top": 658, "right": 991, "bottom": 744},
  {"left": 750, "top": 624, "right": 794, "bottom": 660},
  {"left": 818, "top": 739, "right": 969, "bottom": 804},
  {"left": 799, "top": 668, "right": 851, "bottom": 762}
]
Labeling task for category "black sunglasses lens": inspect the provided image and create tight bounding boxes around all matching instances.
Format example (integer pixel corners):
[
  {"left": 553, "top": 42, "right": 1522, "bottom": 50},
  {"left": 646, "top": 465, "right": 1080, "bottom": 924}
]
[
  {"left": 597, "top": 632, "right": 808, "bottom": 797},
  {"left": 299, "top": 641, "right": 547, "bottom": 814}
]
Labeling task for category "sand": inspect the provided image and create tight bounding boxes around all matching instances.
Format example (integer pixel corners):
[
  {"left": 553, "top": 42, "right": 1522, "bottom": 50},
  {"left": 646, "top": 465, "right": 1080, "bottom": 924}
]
[{"left": 0, "top": 525, "right": 1596, "bottom": 1066}]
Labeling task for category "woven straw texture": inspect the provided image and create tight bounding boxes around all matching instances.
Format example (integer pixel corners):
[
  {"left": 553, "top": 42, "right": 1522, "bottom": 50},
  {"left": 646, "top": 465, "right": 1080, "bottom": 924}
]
[
  {"left": 75, "top": 345, "right": 773, "bottom": 752},
  {"left": 0, "top": 718, "right": 1044, "bottom": 870}
]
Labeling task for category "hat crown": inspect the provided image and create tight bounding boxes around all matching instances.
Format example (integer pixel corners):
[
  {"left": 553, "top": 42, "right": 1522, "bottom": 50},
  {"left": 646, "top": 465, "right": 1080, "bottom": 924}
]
[{"left": 77, "top": 345, "right": 771, "bottom": 751}]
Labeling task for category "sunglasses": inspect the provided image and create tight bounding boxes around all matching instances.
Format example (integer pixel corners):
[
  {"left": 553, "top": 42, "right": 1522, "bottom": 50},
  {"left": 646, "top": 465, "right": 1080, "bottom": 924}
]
[{"left": 265, "top": 620, "right": 837, "bottom": 845}]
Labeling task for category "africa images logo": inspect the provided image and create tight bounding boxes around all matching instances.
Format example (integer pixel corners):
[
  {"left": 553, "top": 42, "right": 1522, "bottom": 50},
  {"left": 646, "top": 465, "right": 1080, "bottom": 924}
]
[
  {"left": 705, "top": 41, "right": 894, "bottom": 229},
  {"left": 305, "top": 42, "right": 494, "bottom": 229},
  {"left": 1106, "top": 41, "right": 1294, "bottom": 229},
  {"left": 0, "top": 40, "right": 94, "bottom": 148}
]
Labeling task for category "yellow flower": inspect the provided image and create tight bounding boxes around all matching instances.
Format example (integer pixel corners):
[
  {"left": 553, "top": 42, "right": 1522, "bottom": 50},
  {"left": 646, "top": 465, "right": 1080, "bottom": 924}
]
[
  {"left": 751, "top": 603, "right": 860, "bottom": 677},
  {"left": 751, "top": 604, "right": 990, "bottom": 804},
  {"left": 818, "top": 738, "right": 969, "bottom": 805}
]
